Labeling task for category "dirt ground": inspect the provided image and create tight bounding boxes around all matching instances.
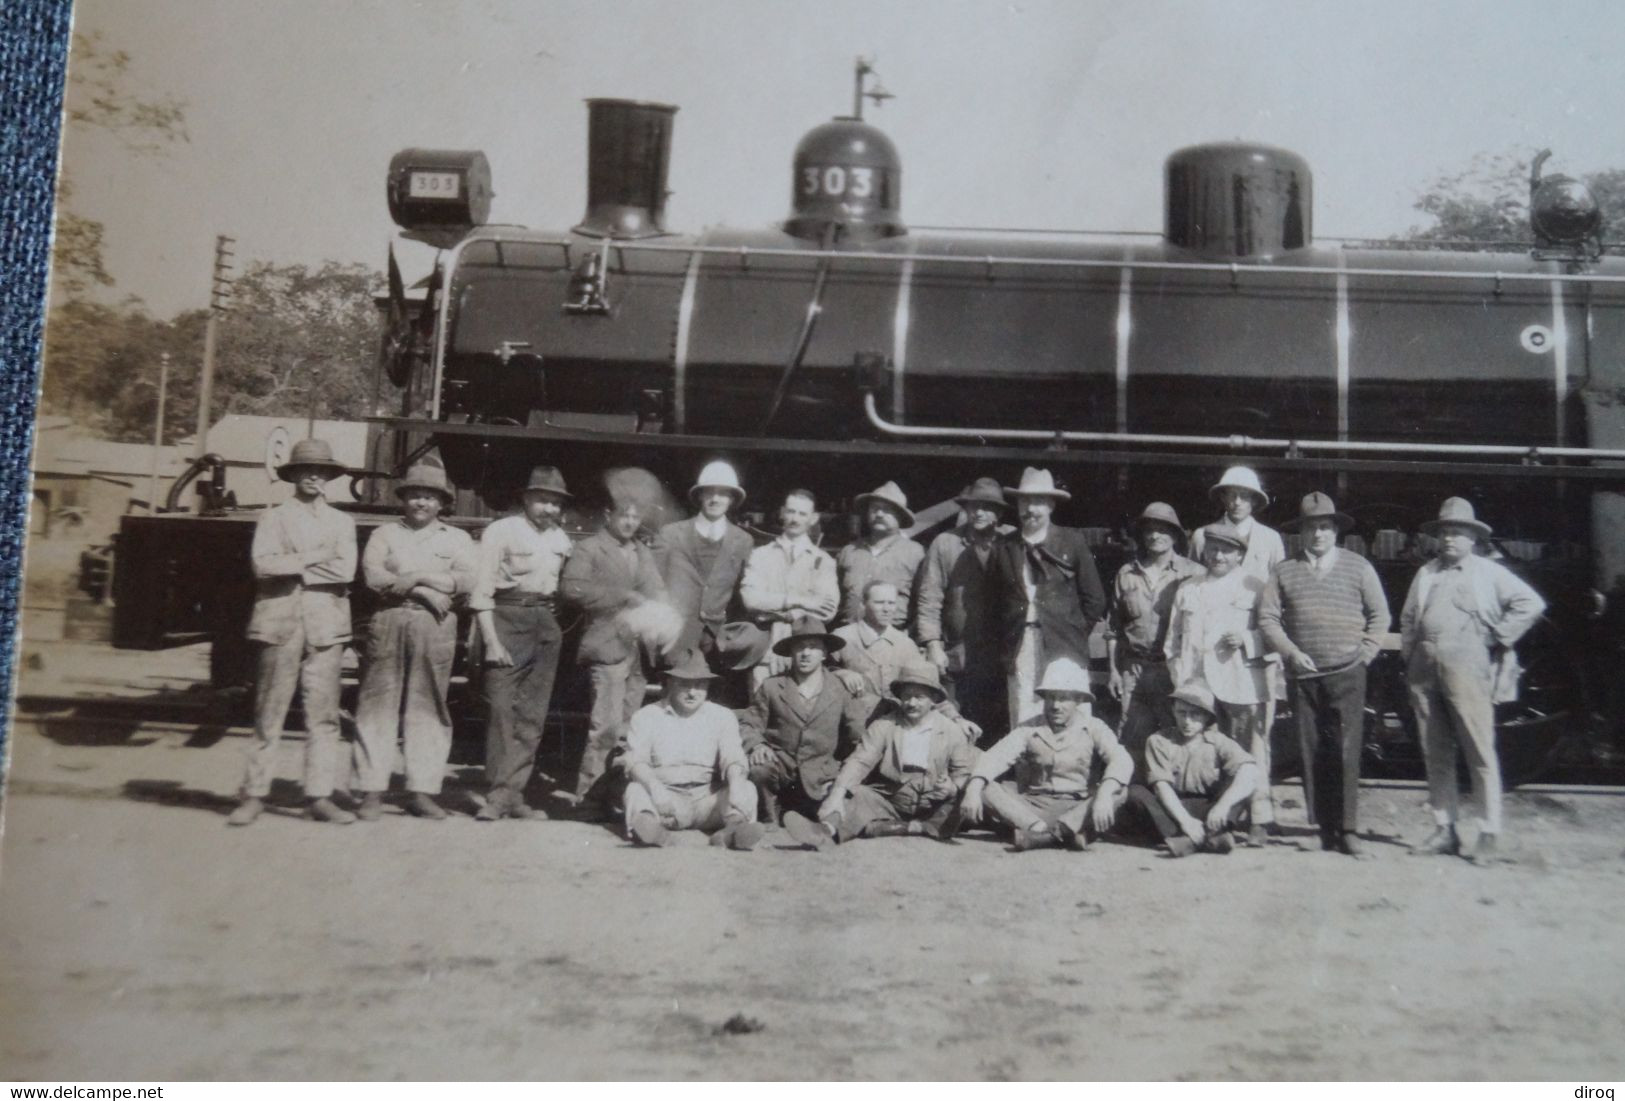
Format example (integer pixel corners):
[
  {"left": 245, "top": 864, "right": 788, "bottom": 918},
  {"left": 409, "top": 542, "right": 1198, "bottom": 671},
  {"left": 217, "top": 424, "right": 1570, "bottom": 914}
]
[{"left": 3, "top": 643, "right": 1625, "bottom": 1081}]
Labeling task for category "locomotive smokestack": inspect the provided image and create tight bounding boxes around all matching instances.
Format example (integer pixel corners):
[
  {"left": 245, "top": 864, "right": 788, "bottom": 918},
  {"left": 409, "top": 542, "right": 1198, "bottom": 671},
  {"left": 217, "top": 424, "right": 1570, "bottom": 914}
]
[
  {"left": 1165, "top": 143, "right": 1312, "bottom": 260},
  {"left": 574, "top": 98, "right": 677, "bottom": 239}
]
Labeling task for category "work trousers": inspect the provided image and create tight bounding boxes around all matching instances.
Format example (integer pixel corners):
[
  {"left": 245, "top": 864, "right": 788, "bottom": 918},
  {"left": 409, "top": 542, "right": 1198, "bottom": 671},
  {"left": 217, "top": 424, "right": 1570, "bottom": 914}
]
[
  {"left": 353, "top": 605, "right": 456, "bottom": 795},
  {"left": 944, "top": 660, "right": 1008, "bottom": 749},
  {"left": 1125, "top": 784, "right": 1249, "bottom": 842},
  {"left": 579, "top": 656, "right": 646, "bottom": 797},
  {"left": 748, "top": 752, "right": 826, "bottom": 824},
  {"left": 1117, "top": 656, "right": 1174, "bottom": 770},
  {"left": 832, "top": 782, "right": 958, "bottom": 842},
  {"left": 624, "top": 779, "right": 757, "bottom": 835},
  {"left": 983, "top": 782, "right": 1124, "bottom": 841},
  {"left": 1007, "top": 625, "right": 1045, "bottom": 726},
  {"left": 244, "top": 625, "right": 343, "bottom": 800},
  {"left": 1409, "top": 642, "right": 1501, "bottom": 834},
  {"left": 482, "top": 603, "right": 563, "bottom": 799},
  {"left": 1217, "top": 699, "right": 1274, "bottom": 825},
  {"left": 1290, "top": 663, "right": 1367, "bottom": 834}
]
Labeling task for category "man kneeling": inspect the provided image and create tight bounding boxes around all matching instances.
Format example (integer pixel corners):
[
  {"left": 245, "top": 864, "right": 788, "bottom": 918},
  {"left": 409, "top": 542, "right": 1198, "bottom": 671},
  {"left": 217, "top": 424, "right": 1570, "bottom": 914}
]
[
  {"left": 784, "top": 663, "right": 972, "bottom": 849},
  {"left": 959, "top": 657, "right": 1130, "bottom": 851},
  {"left": 1127, "top": 682, "right": 1258, "bottom": 858},
  {"left": 622, "top": 650, "right": 763, "bottom": 850}
]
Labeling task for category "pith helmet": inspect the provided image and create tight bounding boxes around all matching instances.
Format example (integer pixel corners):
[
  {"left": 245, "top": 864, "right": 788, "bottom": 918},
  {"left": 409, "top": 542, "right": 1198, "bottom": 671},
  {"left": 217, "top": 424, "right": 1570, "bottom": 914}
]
[
  {"left": 394, "top": 464, "right": 454, "bottom": 505},
  {"left": 664, "top": 648, "right": 719, "bottom": 682},
  {"left": 1133, "top": 501, "right": 1184, "bottom": 537},
  {"left": 689, "top": 460, "right": 746, "bottom": 508},
  {"left": 1279, "top": 491, "right": 1354, "bottom": 534},
  {"left": 889, "top": 661, "right": 947, "bottom": 703},
  {"left": 1210, "top": 466, "right": 1270, "bottom": 509},
  {"left": 771, "top": 615, "right": 846, "bottom": 657},
  {"left": 1170, "top": 681, "right": 1218, "bottom": 718},
  {"left": 522, "top": 465, "right": 572, "bottom": 499},
  {"left": 276, "top": 438, "right": 347, "bottom": 483},
  {"left": 1004, "top": 467, "right": 1071, "bottom": 501},
  {"left": 1201, "top": 520, "right": 1249, "bottom": 551},
  {"left": 1036, "top": 657, "right": 1094, "bottom": 699},
  {"left": 1420, "top": 497, "right": 1492, "bottom": 540},
  {"left": 955, "top": 477, "right": 1011, "bottom": 513},
  {"left": 855, "top": 481, "right": 915, "bottom": 527}
]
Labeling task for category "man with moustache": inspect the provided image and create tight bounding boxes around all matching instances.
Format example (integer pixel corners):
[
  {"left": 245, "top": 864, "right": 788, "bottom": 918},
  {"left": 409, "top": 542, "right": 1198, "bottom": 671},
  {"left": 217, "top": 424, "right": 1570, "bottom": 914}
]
[
  {"left": 352, "top": 464, "right": 477, "bottom": 821},
  {"left": 1258, "top": 492, "right": 1390, "bottom": 858},
  {"left": 229, "top": 438, "right": 358, "bottom": 827},
  {"left": 470, "top": 465, "right": 575, "bottom": 821},
  {"left": 739, "top": 488, "right": 840, "bottom": 688},
  {"left": 916, "top": 477, "right": 1014, "bottom": 742},
  {"left": 836, "top": 481, "right": 924, "bottom": 630},
  {"left": 655, "top": 460, "right": 754, "bottom": 660},
  {"left": 989, "top": 467, "right": 1107, "bottom": 726}
]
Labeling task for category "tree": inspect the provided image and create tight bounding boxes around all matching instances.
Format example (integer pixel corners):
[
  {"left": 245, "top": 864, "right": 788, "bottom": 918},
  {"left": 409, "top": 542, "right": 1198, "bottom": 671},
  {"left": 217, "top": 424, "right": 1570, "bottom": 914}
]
[{"left": 1406, "top": 149, "right": 1625, "bottom": 248}]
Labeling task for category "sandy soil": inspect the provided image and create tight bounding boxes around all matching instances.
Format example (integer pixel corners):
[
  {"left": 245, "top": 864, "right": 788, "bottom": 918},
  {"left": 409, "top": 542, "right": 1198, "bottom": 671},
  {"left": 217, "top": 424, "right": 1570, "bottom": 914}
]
[{"left": 3, "top": 646, "right": 1625, "bottom": 1080}]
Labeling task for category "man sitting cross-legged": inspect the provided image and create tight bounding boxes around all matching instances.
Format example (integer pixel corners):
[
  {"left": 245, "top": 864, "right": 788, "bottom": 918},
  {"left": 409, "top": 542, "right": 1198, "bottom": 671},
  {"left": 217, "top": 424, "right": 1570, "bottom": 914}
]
[
  {"left": 1126, "top": 682, "right": 1259, "bottom": 858},
  {"left": 783, "top": 662, "right": 973, "bottom": 849},
  {"left": 621, "top": 649, "right": 763, "bottom": 851},
  {"left": 739, "top": 616, "right": 871, "bottom": 826},
  {"left": 959, "top": 657, "right": 1131, "bottom": 852}
]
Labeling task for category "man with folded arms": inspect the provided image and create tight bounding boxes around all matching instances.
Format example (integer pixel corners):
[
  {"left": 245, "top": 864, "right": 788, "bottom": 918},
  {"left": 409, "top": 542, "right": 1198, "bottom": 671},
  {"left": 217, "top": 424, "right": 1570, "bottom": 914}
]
[
  {"left": 959, "top": 657, "right": 1131, "bottom": 852},
  {"left": 622, "top": 650, "right": 763, "bottom": 851}
]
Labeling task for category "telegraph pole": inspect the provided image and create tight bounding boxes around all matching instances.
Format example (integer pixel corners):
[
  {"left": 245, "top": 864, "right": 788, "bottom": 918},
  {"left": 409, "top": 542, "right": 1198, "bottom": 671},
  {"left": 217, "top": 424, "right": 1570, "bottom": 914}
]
[
  {"left": 195, "top": 234, "right": 234, "bottom": 473},
  {"left": 149, "top": 352, "right": 170, "bottom": 511}
]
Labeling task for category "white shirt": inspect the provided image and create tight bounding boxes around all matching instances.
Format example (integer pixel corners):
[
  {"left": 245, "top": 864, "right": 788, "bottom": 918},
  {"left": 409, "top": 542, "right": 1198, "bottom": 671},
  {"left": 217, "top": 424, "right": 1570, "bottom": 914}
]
[
  {"left": 1307, "top": 546, "right": 1340, "bottom": 574},
  {"left": 694, "top": 515, "right": 729, "bottom": 541},
  {"left": 1020, "top": 523, "right": 1049, "bottom": 624},
  {"left": 897, "top": 721, "right": 934, "bottom": 771}
]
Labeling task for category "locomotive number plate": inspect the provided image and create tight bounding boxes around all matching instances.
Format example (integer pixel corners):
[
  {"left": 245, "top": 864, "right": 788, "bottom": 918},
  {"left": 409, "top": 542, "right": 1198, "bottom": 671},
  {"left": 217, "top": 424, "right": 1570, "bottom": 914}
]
[{"left": 408, "top": 171, "right": 462, "bottom": 200}]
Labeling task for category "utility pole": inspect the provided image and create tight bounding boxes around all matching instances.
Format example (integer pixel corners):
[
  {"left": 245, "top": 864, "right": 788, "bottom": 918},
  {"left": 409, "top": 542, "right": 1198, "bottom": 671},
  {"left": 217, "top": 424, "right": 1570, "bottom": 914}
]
[
  {"left": 149, "top": 352, "right": 170, "bottom": 512},
  {"left": 194, "top": 234, "right": 234, "bottom": 480}
]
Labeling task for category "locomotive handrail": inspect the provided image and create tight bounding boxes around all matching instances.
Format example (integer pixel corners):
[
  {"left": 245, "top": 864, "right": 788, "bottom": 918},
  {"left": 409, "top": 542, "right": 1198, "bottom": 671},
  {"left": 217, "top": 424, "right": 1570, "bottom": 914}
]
[
  {"left": 862, "top": 393, "right": 1625, "bottom": 462},
  {"left": 470, "top": 233, "right": 1625, "bottom": 286}
]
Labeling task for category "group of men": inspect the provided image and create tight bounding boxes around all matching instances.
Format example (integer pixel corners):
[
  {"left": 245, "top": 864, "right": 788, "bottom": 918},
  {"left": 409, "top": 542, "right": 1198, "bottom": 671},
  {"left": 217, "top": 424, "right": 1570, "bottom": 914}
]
[{"left": 228, "top": 441, "right": 1546, "bottom": 865}]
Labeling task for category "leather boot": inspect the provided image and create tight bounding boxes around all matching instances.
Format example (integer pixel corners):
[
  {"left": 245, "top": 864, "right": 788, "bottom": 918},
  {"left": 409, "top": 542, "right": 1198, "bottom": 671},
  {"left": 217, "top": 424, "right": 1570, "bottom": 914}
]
[
  {"left": 226, "top": 797, "right": 263, "bottom": 827},
  {"left": 476, "top": 790, "right": 510, "bottom": 822},
  {"left": 1010, "top": 825, "right": 1062, "bottom": 851},
  {"left": 860, "top": 820, "right": 914, "bottom": 839},
  {"left": 1412, "top": 824, "right": 1461, "bottom": 856},
  {"left": 356, "top": 793, "right": 385, "bottom": 822},
  {"left": 309, "top": 797, "right": 356, "bottom": 825},
  {"left": 1468, "top": 831, "right": 1498, "bottom": 863},
  {"left": 408, "top": 792, "right": 447, "bottom": 820}
]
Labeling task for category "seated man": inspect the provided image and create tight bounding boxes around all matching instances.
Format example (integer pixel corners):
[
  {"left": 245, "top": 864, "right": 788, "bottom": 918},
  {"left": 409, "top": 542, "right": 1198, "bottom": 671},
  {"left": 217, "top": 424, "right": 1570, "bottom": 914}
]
[
  {"left": 959, "top": 657, "right": 1131, "bottom": 852},
  {"left": 621, "top": 650, "right": 764, "bottom": 851},
  {"left": 833, "top": 579, "right": 925, "bottom": 702},
  {"left": 1126, "top": 683, "right": 1259, "bottom": 858},
  {"left": 739, "top": 616, "right": 871, "bottom": 825},
  {"left": 783, "top": 663, "right": 972, "bottom": 848}
]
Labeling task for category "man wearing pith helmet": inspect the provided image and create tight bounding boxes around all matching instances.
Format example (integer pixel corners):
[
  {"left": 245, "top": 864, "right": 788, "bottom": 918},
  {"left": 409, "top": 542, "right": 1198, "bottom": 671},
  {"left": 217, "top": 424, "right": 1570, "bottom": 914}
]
[
  {"left": 655, "top": 460, "right": 754, "bottom": 661},
  {"left": 1107, "top": 502, "right": 1204, "bottom": 765},
  {"left": 960, "top": 657, "right": 1132, "bottom": 852},
  {"left": 469, "top": 465, "right": 575, "bottom": 821},
  {"left": 352, "top": 464, "right": 477, "bottom": 821},
  {"left": 1400, "top": 497, "right": 1545, "bottom": 863},
  {"left": 229, "top": 438, "right": 358, "bottom": 827},
  {"left": 837, "top": 480, "right": 925, "bottom": 630},
  {"left": 1189, "top": 466, "right": 1286, "bottom": 583},
  {"left": 1258, "top": 492, "right": 1390, "bottom": 858}
]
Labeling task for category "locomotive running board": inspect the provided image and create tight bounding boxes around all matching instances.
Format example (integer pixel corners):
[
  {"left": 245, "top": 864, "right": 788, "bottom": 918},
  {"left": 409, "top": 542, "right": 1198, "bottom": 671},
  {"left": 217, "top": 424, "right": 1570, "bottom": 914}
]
[{"left": 375, "top": 416, "right": 1625, "bottom": 482}]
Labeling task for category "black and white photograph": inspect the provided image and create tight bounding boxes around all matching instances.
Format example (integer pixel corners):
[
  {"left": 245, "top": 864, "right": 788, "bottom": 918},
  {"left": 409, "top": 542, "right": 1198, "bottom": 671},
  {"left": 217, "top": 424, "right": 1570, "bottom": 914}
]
[{"left": 3, "top": 0, "right": 1625, "bottom": 1083}]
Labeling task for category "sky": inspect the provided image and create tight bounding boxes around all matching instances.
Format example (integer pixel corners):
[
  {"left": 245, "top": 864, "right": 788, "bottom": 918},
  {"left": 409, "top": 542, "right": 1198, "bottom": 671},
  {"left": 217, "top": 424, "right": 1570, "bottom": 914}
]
[{"left": 57, "top": 0, "right": 1625, "bottom": 318}]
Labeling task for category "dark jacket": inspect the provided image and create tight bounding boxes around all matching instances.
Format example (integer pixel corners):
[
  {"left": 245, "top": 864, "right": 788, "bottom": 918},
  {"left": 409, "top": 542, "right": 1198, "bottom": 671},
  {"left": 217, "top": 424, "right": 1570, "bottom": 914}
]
[
  {"left": 559, "top": 529, "right": 667, "bottom": 665},
  {"left": 914, "top": 523, "right": 1011, "bottom": 671},
  {"left": 739, "top": 671, "right": 870, "bottom": 799},
  {"left": 989, "top": 525, "right": 1107, "bottom": 672},
  {"left": 654, "top": 518, "right": 754, "bottom": 652}
]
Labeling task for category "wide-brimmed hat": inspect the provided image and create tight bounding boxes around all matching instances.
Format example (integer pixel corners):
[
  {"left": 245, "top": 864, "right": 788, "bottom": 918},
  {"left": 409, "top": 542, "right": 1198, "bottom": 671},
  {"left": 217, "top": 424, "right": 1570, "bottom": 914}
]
[
  {"left": 889, "top": 661, "right": 947, "bottom": 703},
  {"left": 1004, "top": 467, "right": 1071, "bottom": 501},
  {"left": 522, "top": 465, "right": 572, "bottom": 499},
  {"left": 276, "top": 438, "right": 347, "bottom": 483},
  {"left": 1036, "top": 656, "right": 1094, "bottom": 699},
  {"left": 1169, "top": 681, "right": 1218, "bottom": 718},
  {"left": 855, "top": 481, "right": 915, "bottom": 527},
  {"left": 689, "top": 460, "right": 745, "bottom": 508},
  {"left": 1209, "top": 466, "right": 1270, "bottom": 508},
  {"left": 714, "top": 622, "right": 771, "bottom": 671},
  {"left": 1133, "top": 501, "right": 1184, "bottom": 538},
  {"left": 955, "top": 477, "right": 1011, "bottom": 513},
  {"left": 664, "top": 648, "right": 719, "bottom": 682},
  {"left": 1279, "top": 491, "right": 1354, "bottom": 533},
  {"left": 394, "top": 464, "right": 455, "bottom": 505},
  {"left": 1200, "top": 520, "right": 1249, "bottom": 551},
  {"left": 1420, "top": 496, "right": 1492, "bottom": 540},
  {"left": 771, "top": 615, "right": 846, "bottom": 657}
]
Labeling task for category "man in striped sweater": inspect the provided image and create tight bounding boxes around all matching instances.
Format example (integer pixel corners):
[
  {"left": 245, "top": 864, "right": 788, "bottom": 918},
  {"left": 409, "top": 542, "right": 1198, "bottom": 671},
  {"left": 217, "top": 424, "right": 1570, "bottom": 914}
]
[{"left": 1258, "top": 493, "right": 1391, "bottom": 858}]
